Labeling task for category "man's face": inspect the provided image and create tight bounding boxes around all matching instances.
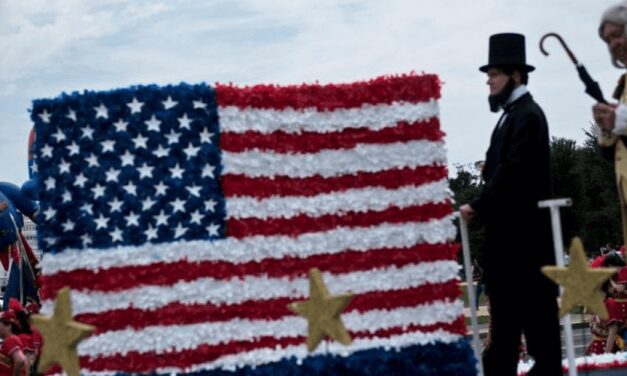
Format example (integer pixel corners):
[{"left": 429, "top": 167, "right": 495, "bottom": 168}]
[
  {"left": 486, "top": 68, "right": 509, "bottom": 96},
  {"left": 602, "top": 22, "right": 627, "bottom": 65}
]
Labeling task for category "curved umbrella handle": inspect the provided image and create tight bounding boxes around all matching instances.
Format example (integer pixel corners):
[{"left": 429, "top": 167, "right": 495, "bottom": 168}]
[{"left": 540, "top": 32, "right": 579, "bottom": 65}]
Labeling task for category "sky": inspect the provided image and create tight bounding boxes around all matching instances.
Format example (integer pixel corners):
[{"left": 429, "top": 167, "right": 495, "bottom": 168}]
[{"left": 0, "top": 0, "right": 623, "bottom": 184}]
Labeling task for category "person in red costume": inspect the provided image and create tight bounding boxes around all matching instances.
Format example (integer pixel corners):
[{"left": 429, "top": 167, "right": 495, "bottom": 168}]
[
  {"left": 8, "top": 299, "right": 41, "bottom": 371},
  {"left": 0, "top": 311, "right": 27, "bottom": 376},
  {"left": 586, "top": 278, "right": 624, "bottom": 355}
]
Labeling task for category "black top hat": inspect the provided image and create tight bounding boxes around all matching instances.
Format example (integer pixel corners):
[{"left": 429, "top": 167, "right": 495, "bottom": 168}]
[{"left": 479, "top": 33, "right": 535, "bottom": 73}]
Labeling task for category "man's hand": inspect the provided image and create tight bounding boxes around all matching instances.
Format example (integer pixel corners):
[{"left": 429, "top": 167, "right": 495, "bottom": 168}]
[
  {"left": 592, "top": 102, "right": 618, "bottom": 134},
  {"left": 459, "top": 204, "right": 476, "bottom": 222}
]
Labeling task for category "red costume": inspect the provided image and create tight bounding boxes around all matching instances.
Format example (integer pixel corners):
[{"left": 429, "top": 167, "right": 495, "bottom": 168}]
[
  {"left": 616, "top": 266, "right": 627, "bottom": 324},
  {"left": 0, "top": 335, "right": 23, "bottom": 376},
  {"left": 586, "top": 297, "right": 624, "bottom": 355}
]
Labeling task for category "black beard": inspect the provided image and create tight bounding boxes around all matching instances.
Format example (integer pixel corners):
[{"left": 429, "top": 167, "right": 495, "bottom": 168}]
[{"left": 488, "top": 78, "right": 516, "bottom": 113}]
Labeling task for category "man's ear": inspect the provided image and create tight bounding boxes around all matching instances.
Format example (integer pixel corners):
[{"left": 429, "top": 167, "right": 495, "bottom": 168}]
[{"left": 511, "top": 71, "right": 523, "bottom": 85}]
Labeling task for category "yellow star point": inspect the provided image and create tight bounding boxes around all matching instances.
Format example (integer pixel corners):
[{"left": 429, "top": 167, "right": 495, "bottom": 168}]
[
  {"left": 31, "top": 287, "right": 95, "bottom": 376},
  {"left": 541, "top": 237, "right": 616, "bottom": 319},
  {"left": 288, "top": 268, "right": 353, "bottom": 352}
]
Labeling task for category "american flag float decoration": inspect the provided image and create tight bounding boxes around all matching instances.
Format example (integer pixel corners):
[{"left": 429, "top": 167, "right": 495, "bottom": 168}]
[{"left": 31, "top": 74, "right": 477, "bottom": 375}]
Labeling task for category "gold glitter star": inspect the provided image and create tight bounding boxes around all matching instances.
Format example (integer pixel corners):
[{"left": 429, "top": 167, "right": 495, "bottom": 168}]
[
  {"left": 541, "top": 237, "right": 616, "bottom": 319},
  {"left": 31, "top": 287, "right": 95, "bottom": 376},
  {"left": 288, "top": 268, "right": 353, "bottom": 352}
]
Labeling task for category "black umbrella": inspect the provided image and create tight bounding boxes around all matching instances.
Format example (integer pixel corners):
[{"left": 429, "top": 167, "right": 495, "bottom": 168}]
[{"left": 540, "top": 32, "right": 608, "bottom": 104}]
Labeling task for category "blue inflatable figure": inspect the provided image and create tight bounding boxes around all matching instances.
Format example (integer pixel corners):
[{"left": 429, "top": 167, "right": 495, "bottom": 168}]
[
  {"left": 20, "top": 127, "right": 39, "bottom": 201},
  {"left": 0, "top": 182, "right": 40, "bottom": 309}
]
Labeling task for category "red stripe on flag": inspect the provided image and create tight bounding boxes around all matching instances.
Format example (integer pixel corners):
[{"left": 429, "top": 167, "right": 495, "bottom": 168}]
[
  {"left": 226, "top": 202, "right": 452, "bottom": 238},
  {"left": 81, "top": 318, "right": 466, "bottom": 372},
  {"left": 222, "top": 165, "right": 447, "bottom": 199},
  {"left": 220, "top": 118, "right": 443, "bottom": 153},
  {"left": 76, "top": 281, "right": 461, "bottom": 333},
  {"left": 40, "top": 243, "right": 460, "bottom": 296},
  {"left": 215, "top": 74, "right": 440, "bottom": 110}
]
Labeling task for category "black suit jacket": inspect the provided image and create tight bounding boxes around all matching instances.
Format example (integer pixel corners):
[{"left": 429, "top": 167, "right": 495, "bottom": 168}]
[
  {"left": 471, "top": 92, "right": 555, "bottom": 285},
  {"left": 471, "top": 92, "right": 552, "bottom": 221}
]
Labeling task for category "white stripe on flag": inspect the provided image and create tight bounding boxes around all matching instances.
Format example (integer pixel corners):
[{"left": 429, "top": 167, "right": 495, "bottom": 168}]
[
  {"left": 41, "top": 216, "right": 457, "bottom": 275},
  {"left": 218, "top": 100, "right": 439, "bottom": 134},
  {"left": 226, "top": 179, "right": 450, "bottom": 219},
  {"left": 43, "top": 261, "right": 460, "bottom": 315},
  {"left": 222, "top": 140, "right": 446, "bottom": 178},
  {"left": 79, "top": 300, "right": 464, "bottom": 356}
]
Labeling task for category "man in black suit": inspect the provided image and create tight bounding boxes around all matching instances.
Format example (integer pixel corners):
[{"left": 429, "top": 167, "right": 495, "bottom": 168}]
[{"left": 460, "top": 33, "right": 562, "bottom": 376}]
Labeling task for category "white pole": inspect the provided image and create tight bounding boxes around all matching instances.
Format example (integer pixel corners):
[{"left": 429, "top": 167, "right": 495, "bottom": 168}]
[
  {"left": 457, "top": 213, "right": 484, "bottom": 376},
  {"left": 538, "top": 198, "right": 576, "bottom": 376}
]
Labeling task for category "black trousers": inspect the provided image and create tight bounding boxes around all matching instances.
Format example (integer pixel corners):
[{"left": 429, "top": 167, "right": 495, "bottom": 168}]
[{"left": 482, "top": 277, "right": 562, "bottom": 376}]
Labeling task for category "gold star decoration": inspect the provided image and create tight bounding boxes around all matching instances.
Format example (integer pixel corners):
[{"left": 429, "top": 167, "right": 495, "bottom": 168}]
[
  {"left": 541, "top": 237, "right": 616, "bottom": 319},
  {"left": 288, "top": 268, "right": 354, "bottom": 352},
  {"left": 31, "top": 287, "right": 95, "bottom": 376}
]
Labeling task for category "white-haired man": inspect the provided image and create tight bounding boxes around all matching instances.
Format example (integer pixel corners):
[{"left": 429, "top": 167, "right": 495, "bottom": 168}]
[{"left": 594, "top": 0, "right": 627, "bottom": 347}]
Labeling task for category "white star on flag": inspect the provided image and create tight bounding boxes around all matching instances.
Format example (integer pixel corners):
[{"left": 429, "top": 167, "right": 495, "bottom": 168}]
[
  {"left": 174, "top": 223, "right": 188, "bottom": 238},
  {"left": 38, "top": 109, "right": 51, "bottom": 123},
  {"left": 137, "top": 163, "right": 154, "bottom": 179},
  {"left": 43, "top": 207, "right": 56, "bottom": 221},
  {"left": 94, "top": 103, "right": 109, "bottom": 119},
  {"left": 204, "top": 199, "right": 217, "bottom": 212},
  {"left": 110, "top": 228, "right": 123, "bottom": 242},
  {"left": 186, "top": 185, "right": 202, "bottom": 197},
  {"left": 81, "top": 126, "right": 95, "bottom": 139},
  {"left": 170, "top": 164, "right": 184, "bottom": 179},
  {"left": 94, "top": 214, "right": 109, "bottom": 230},
  {"left": 162, "top": 96, "right": 178, "bottom": 110},
  {"left": 105, "top": 168, "right": 121, "bottom": 182},
  {"left": 44, "top": 177, "right": 55, "bottom": 191},
  {"left": 86, "top": 153, "right": 99, "bottom": 167},
  {"left": 81, "top": 234, "right": 92, "bottom": 247},
  {"left": 92, "top": 184, "right": 106, "bottom": 199},
  {"left": 66, "top": 142, "right": 80, "bottom": 156},
  {"left": 59, "top": 159, "right": 71, "bottom": 173},
  {"left": 74, "top": 173, "right": 88, "bottom": 188},
  {"left": 183, "top": 143, "right": 200, "bottom": 159},
  {"left": 123, "top": 182, "right": 137, "bottom": 196},
  {"left": 52, "top": 128, "right": 66, "bottom": 143},
  {"left": 165, "top": 130, "right": 181, "bottom": 145},
  {"left": 127, "top": 97, "right": 144, "bottom": 114},
  {"left": 193, "top": 100, "right": 207, "bottom": 109},
  {"left": 190, "top": 210, "right": 203, "bottom": 225},
  {"left": 120, "top": 151, "right": 135, "bottom": 166},
  {"left": 61, "top": 220, "right": 75, "bottom": 232},
  {"left": 199, "top": 128, "right": 214, "bottom": 144},
  {"left": 154, "top": 210, "right": 169, "bottom": 226},
  {"left": 178, "top": 113, "right": 192, "bottom": 129},
  {"left": 154, "top": 181, "right": 168, "bottom": 196},
  {"left": 206, "top": 223, "right": 220, "bottom": 237},
  {"left": 153, "top": 145, "right": 169, "bottom": 158},
  {"left": 113, "top": 119, "right": 129, "bottom": 132},
  {"left": 142, "top": 197, "right": 157, "bottom": 211},
  {"left": 66, "top": 109, "right": 77, "bottom": 122},
  {"left": 41, "top": 144, "right": 53, "bottom": 158},
  {"left": 101, "top": 140, "right": 116, "bottom": 153},
  {"left": 109, "top": 198, "right": 123, "bottom": 213},
  {"left": 132, "top": 134, "right": 149, "bottom": 149},
  {"left": 201, "top": 164, "right": 215, "bottom": 178},
  {"left": 144, "top": 225, "right": 158, "bottom": 241},
  {"left": 80, "top": 203, "right": 93, "bottom": 215},
  {"left": 62, "top": 191, "right": 72, "bottom": 203},
  {"left": 170, "top": 198, "right": 186, "bottom": 213},
  {"left": 125, "top": 211, "right": 140, "bottom": 227},
  {"left": 145, "top": 115, "right": 162, "bottom": 132}
]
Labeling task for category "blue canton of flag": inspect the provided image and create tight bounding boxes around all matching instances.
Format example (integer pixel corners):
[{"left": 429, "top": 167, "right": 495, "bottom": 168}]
[{"left": 32, "top": 84, "right": 226, "bottom": 252}]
